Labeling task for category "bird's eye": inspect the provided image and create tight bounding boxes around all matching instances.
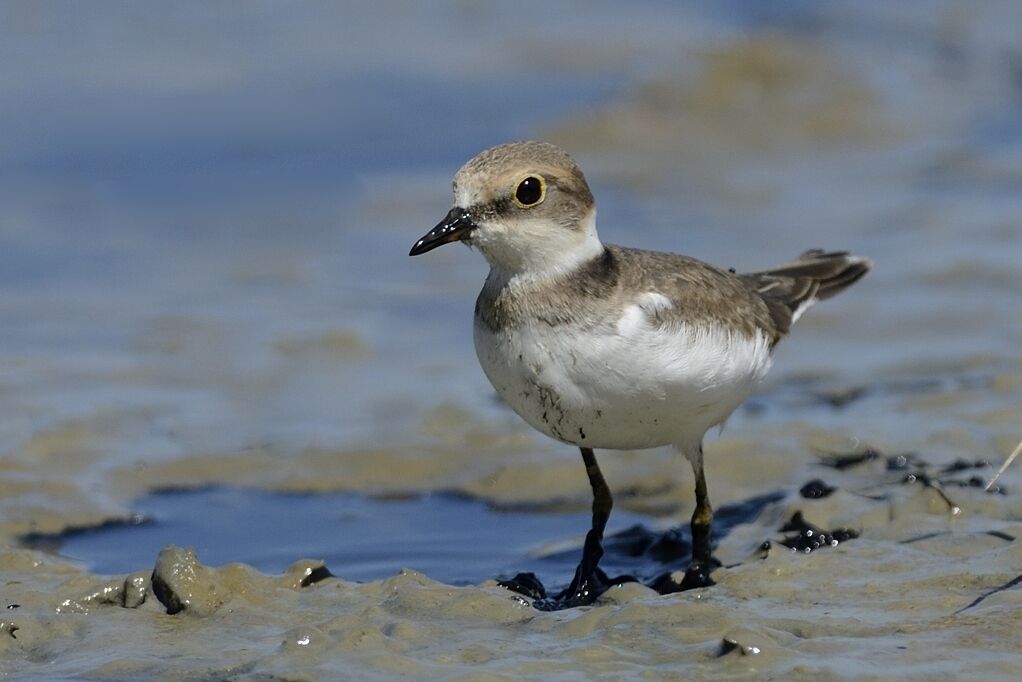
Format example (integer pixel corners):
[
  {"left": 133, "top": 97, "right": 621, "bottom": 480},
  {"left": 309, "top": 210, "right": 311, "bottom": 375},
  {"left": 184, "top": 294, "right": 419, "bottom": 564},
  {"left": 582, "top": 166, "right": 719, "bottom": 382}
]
[{"left": 513, "top": 175, "right": 546, "bottom": 207}]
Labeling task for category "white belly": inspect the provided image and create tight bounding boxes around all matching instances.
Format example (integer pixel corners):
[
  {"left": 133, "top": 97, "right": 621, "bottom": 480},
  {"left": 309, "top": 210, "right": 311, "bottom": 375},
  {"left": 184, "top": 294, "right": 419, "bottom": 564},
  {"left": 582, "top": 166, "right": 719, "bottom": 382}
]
[{"left": 473, "top": 317, "right": 773, "bottom": 450}]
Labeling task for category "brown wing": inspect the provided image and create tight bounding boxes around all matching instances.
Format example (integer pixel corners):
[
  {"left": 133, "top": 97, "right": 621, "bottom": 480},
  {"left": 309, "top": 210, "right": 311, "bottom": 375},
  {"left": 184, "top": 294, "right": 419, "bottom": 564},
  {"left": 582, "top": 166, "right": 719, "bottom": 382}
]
[
  {"left": 608, "top": 245, "right": 780, "bottom": 340},
  {"left": 739, "top": 249, "right": 872, "bottom": 337}
]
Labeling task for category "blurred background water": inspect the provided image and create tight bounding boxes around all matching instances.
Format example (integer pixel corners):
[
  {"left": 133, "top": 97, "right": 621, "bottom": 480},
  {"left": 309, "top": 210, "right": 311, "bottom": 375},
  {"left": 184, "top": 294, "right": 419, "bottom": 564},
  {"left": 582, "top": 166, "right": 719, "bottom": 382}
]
[{"left": 1, "top": 0, "right": 1021, "bottom": 593}]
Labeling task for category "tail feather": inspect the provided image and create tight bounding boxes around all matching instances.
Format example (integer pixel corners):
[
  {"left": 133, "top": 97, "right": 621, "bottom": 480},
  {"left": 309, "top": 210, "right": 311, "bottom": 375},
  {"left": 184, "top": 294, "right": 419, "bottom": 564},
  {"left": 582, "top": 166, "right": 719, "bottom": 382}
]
[{"left": 740, "top": 249, "right": 871, "bottom": 336}]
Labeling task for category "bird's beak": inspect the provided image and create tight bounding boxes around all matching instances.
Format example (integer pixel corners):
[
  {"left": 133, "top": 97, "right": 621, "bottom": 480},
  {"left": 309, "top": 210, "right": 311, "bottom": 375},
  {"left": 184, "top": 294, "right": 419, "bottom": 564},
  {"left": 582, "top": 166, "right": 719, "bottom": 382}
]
[{"left": 409, "top": 207, "right": 477, "bottom": 256}]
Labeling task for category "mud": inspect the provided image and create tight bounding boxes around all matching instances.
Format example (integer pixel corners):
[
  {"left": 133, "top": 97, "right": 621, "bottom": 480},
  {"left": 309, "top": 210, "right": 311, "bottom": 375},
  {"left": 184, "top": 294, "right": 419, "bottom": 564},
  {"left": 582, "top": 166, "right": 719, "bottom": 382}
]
[{"left": 5, "top": 440, "right": 1022, "bottom": 678}]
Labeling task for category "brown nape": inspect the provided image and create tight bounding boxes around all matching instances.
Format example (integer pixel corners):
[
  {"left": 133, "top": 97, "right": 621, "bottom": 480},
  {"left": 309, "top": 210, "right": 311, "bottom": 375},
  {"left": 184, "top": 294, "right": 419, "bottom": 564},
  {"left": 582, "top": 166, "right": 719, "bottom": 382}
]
[
  {"left": 546, "top": 175, "right": 594, "bottom": 210},
  {"left": 739, "top": 250, "right": 872, "bottom": 339}
]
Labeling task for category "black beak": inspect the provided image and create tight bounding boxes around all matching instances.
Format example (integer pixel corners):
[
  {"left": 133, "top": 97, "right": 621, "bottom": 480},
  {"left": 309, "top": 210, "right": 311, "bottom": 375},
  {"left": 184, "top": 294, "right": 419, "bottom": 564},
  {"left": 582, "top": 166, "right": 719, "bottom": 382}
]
[{"left": 409, "top": 207, "right": 477, "bottom": 256}]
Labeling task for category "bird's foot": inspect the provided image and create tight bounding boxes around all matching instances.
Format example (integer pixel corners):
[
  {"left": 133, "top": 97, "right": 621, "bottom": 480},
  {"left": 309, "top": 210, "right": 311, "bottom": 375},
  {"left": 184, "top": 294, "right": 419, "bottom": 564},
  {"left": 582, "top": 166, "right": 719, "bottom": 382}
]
[
  {"left": 680, "top": 558, "right": 717, "bottom": 590},
  {"left": 533, "top": 566, "right": 635, "bottom": 611},
  {"left": 649, "top": 555, "right": 720, "bottom": 595},
  {"left": 497, "top": 572, "right": 546, "bottom": 601},
  {"left": 499, "top": 567, "right": 636, "bottom": 611}
]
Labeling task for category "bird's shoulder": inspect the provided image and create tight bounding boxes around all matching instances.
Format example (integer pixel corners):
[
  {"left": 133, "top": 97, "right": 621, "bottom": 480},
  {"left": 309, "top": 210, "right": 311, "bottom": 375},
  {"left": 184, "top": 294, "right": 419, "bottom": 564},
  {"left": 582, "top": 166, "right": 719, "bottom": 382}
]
[
  {"left": 604, "top": 245, "right": 778, "bottom": 340},
  {"left": 476, "top": 244, "right": 778, "bottom": 342}
]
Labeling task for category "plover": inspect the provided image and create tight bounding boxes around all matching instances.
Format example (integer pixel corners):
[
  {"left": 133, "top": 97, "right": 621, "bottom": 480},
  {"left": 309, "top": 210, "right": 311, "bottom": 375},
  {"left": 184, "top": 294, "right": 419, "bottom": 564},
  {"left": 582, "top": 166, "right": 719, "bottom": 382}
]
[{"left": 410, "top": 141, "right": 870, "bottom": 609}]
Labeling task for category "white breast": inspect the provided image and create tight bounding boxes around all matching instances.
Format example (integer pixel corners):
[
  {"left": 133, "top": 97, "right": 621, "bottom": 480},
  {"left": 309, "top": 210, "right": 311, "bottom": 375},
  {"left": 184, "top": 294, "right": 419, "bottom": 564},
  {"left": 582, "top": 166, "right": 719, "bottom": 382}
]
[{"left": 474, "top": 292, "right": 773, "bottom": 450}]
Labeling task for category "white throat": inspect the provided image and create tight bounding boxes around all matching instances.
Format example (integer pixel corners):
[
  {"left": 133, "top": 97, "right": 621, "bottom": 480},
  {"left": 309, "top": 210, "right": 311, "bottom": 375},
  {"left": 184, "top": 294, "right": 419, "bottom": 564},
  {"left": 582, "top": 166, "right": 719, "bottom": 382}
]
[{"left": 477, "top": 207, "right": 604, "bottom": 287}]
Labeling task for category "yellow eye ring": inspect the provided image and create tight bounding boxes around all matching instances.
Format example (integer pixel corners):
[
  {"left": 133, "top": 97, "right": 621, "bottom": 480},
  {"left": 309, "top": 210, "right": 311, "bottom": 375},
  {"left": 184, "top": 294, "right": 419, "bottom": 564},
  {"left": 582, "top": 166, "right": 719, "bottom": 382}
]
[{"left": 512, "top": 175, "right": 546, "bottom": 208}]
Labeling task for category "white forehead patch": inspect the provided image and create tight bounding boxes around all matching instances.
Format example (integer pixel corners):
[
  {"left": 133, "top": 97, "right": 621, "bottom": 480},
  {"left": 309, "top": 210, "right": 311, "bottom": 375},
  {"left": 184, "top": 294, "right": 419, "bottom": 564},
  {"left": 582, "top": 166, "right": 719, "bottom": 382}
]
[
  {"left": 452, "top": 163, "right": 497, "bottom": 208},
  {"left": 453, "top": 180, "right": 482, "bottom": 208}
]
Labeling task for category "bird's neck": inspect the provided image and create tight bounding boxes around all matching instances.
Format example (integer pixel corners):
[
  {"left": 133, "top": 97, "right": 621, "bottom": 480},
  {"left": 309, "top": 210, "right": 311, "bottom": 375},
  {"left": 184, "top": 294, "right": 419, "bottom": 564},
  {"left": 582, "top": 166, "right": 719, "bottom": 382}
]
[{"left": 484, "top": 208, "right": 604, "bottom": 291}]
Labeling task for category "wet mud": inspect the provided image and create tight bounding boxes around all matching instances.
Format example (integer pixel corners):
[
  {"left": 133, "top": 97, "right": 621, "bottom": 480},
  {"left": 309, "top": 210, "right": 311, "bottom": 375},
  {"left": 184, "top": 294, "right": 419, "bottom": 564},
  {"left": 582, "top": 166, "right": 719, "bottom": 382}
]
[{"left": 6, "top": 438, "right": 1022, "bottom": 678}]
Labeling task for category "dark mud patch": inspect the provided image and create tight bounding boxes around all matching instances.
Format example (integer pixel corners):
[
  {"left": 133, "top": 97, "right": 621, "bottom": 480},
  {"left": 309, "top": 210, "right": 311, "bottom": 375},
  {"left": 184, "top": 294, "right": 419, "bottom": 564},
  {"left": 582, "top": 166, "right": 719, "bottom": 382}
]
[
  {"left": 817, "top": 447, "right": 1008, "bottom": 499},
  {"left": 799, "top": 478, "right": 837, "bottom": 498},
  {"left": 498, "top": 490, "right": 862, "bottom": 605},
  {"left": 20, "top": 515, "right": 152, "bottom": 554},
  {"left": 747, "top": 370, "right": 1005, "bottom": 414},
  {"left": 776, "top": 511, "right": 859, "bottom": 552}
]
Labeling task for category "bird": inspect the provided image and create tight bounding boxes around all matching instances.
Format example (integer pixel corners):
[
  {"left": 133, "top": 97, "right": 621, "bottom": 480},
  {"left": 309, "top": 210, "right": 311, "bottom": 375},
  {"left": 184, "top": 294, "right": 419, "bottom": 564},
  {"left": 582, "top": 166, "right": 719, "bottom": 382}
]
[{"left": 409, "top": 141, "right": 871, "bottom": 609}]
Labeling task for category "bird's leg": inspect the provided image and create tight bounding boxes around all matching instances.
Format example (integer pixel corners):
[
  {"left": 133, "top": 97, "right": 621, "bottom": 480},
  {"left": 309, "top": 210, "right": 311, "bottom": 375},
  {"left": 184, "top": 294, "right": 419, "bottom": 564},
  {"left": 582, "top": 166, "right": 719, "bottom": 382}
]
[
  {"left": 534, "top": 447, "right": 614, "bottom": 610},
  {"left": 682, "top": 444, "right": 716, "bottom": 588},
  {"left": 691, "top": 461, "right": 713, "bottom": 565},
  {"left": 578, "top": 445, "right": 613, "bottom": 579}
]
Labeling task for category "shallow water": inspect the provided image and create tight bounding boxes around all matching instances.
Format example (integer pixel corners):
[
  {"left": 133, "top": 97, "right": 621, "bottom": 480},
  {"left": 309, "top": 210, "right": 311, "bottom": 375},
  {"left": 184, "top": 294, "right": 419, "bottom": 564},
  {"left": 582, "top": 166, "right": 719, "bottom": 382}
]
[
  {"left": 45, "top": 485, "right": 790, "bottom": 591},
  {"left": 2, "top": 0, "right": 1022, "bottom": 679},
  {"left": 51, "top": 489, "right": 656, "bottom": 583}
]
